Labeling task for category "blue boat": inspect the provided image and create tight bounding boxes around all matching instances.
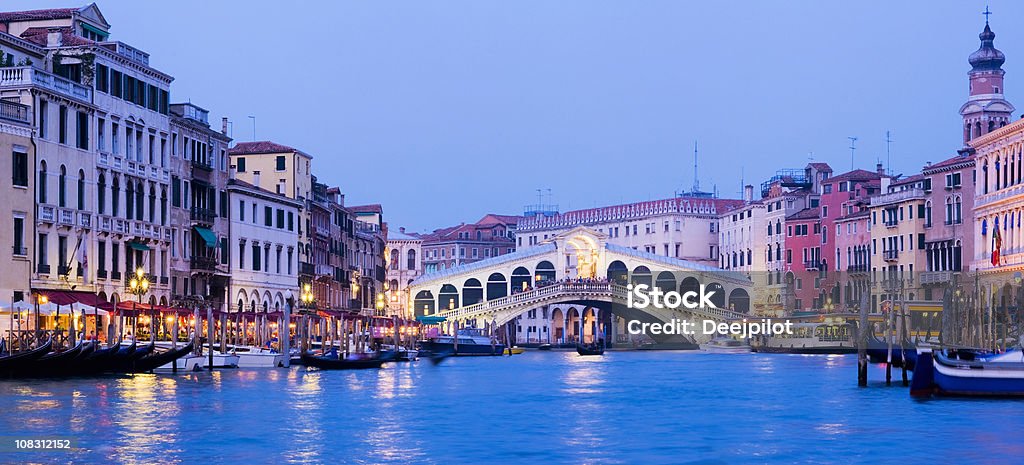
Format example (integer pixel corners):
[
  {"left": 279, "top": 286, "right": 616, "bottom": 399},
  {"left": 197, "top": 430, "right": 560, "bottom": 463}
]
[
  {"left": 419, "top": 328, "right": 505, "bottom": 356},
  {"left": 911, "top": 348, "right": 1024, "bottom": 397}
]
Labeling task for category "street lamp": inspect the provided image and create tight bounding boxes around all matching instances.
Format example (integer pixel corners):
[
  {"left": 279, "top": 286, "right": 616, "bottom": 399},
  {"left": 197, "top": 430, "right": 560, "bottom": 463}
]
[
  {"left": 128, "top": 267, "right": 150, "bottom": 341},
  {"left": 34, "top": 293, "right": 48, "bottom": 343},
  {"left": 375, "top": 292, "right": 385, "bottom": 316},
  {"left": 300, "top": 282, "right": 315, "bottom": 309}
]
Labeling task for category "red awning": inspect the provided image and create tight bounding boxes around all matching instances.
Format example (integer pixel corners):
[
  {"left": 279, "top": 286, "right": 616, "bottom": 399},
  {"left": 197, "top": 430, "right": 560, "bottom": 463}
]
[{"left": 33, "top": 290, "right": 106, "bottom": 307}]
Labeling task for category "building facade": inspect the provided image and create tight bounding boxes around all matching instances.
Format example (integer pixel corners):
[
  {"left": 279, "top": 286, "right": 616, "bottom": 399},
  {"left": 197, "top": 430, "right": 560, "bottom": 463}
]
[
  {"left": 385, "top": 228, "right": 423, "bottom": 318},
  {"left": 421, "top": 214, "right": 519, "bottom": 273},
  {"left": 226, "top": 179, "right": 301, "bottom": 315},
  {"left": 0, "top": 100, "right": 34, "bottom": 309}
]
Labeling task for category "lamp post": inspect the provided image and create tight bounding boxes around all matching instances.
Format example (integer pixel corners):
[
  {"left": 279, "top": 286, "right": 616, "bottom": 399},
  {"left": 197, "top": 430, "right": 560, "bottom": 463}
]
[
  {"left": 34, "top": 293, "right": 48, "bottom": 345},
  {"left": 128, "top": 267, "right": 150, "bottom": 341}
]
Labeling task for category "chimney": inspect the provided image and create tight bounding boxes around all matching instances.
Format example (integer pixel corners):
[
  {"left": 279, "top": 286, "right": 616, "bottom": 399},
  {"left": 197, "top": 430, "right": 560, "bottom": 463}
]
[
  {"left": 46, "top": 28, "right": 62, "bottom": 47},
  {"left": 876, "top": 162, "right": 884, "bottom": 176},
  {"left": 400, "top": 227, "right": 406, "bottom": 233},
  {"left": 221, "top": 117, "right": 228, "bottom": 135},
  {"left": 743, "top": 185, "right": 753, "bottom": 203},
  {"left": 253, "top": 170, "right": 261, "bottom": 188}
]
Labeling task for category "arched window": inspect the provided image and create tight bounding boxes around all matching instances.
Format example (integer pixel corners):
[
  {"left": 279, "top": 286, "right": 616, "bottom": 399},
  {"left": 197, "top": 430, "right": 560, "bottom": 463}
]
[
  {"left": 136, "top": 181, "right": 144, "bottom": 220},
  {"left": 945, "top": 197, "right": 953, "bottom": 225},
  {"left": 125, "top": 180, "right": 134, "bottom": 220},
  {"left": 390, "top": 249, "right": 400, "bottom": 270},
  {"left": 97, "top": 173, "right": 106, "bottom": 214},
  {"left": 160, "top": 188, "right": 167, "bottom": 225},
  {"left": 58, "top": 165, "right": 67, "bottom": 207},
  {"left": 953, "top": 195, "right": 962, "bottom": 224},
  {"left": 766, "top": 244, "right": 773, "bottom": 262},
  {"left": 77, "top": 169, "right": 85, "bottom": 210},
  {"left": 821, "top": 226, "right": 827, "bottom": 244},
  {"left": 924, "top": 200, "right": 932, "bottom": 226},
  {"left": 775, "top": 220, "right": 781, "bottom": 235},
  {"left": 38, "top": 160, "right": 47, "bottom": 203},
  {"left": 407, "top": 249, "right": 416, "bottom": 270},
  {"left": 111, "top": 176, "right": 120, "bottom": 217},
  {"left": 746, "top": 249, "right": 752, "bottom": 265},
  {"left": 148, "top": 184, "right": 156, "bottom": 222}
]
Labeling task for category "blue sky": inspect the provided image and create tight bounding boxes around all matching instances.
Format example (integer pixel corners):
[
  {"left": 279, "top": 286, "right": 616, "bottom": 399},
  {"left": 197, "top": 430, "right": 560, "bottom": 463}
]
[{"left": 8, "top": 1, "right": 1022, "bottom": 232}]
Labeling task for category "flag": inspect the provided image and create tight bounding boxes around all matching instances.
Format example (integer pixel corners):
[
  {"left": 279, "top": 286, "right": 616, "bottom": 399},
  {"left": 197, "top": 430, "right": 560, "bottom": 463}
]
[
  {"left": 992, "top": 225, "right": 1002, "bottom": 267},
  {"left": 77, "top": 230, "right": 89, "bottom": 283}
]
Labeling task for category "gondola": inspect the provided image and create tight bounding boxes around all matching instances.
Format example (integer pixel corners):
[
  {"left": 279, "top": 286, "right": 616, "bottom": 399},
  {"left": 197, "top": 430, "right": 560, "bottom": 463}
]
[
  {"left": 72, "top": 341, "right": 122, "bottom": 375},
  {"left": 301, "top": 352, "right": 387, "bottom": 370},
  {"left": 576, "top": 343, "right": 605, "bottom": 356},
  {"left": 111, "top": 342, "right": 155, "bottom": 373},
  {"left": 131, "top": 339, "right": 196, "bottom": 373},
  {"left": 0, "top": 337, "right": 53, "bottom": 375},
  {"left": 16, "top": 339, "right": 87, "bottom": 377}
]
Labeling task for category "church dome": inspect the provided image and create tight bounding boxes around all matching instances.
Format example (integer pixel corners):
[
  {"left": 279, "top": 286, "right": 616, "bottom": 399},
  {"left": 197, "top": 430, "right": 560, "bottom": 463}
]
[{"left": 969, "top": 23, "right": 1005, "bottom": 71}]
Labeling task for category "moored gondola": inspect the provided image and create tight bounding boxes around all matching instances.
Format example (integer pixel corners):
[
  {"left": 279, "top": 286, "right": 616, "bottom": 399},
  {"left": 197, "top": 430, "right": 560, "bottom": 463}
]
[
  {"left": 0, "top": 337, "right": 53, "bottom": 376},
  {"left": 132, "top": 339, "right": 196, "bottom": 373},
  {"left": 15, "top": 339, "right": 87, "bottom": 377},
  {"left": 301, "top": 352, "right": 387, "bottom": 370},
  {"left": 111, "top": 342, "right": 155, "bottom": 373},
  {"left": 576, "top": 343, "right": 605, "bottom": 356}
]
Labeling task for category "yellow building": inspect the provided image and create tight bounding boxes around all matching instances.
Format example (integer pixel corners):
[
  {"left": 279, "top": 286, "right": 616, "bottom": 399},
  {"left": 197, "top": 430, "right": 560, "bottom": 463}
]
[
  {"left": 869, "top": 174, "right": 930, "bottom": 308},
  {"left": 227, "top": 141, "right": 312, "bottom": 202},
  {"left": 0, "top": 100, "right": 34, "bottom": 308}
]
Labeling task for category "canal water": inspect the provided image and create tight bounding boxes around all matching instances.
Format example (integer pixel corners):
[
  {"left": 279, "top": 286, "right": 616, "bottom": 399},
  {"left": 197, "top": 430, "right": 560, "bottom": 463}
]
[{"left": 2, "top": 351, "right": 1022, "bottom": 464}]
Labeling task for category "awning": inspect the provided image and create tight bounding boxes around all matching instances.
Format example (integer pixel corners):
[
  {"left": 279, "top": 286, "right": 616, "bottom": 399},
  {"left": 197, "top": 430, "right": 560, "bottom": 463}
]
[
  {"left": 35, "top": 290, "right": 106, "bottom": 307},
  {"left": 128, "top": 241, "right": 150, "bottom": 251},
  {"left": 416, "top": 315, "right": 447, "bottom": 324},
  {"left": 194, "top": 227, "right": 217, "bottom": 248}
]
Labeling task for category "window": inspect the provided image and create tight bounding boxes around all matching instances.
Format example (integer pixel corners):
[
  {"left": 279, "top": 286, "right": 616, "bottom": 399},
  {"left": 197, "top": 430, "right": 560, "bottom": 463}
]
[
  {"left": 111, "top": 177, "right": 119, "bottom": 216},
  {"left": 37, "top": 233, "right": 48, "bottom": 270},
  {"left": 220, "top": 238, "right": 229, "bottom": 265},
  {"left": 275, "top": 155, "right": 286, "bottom": 171},
  {"left": 287, "top": 212, "right": 294, "bottom": 231},
  {"left": 236, "top": 157, "right": 246, "bottom": 172},
  {"left": 252, "top": 244, "right": 261, "bottom": 271},
  {"left": 76, "top": 111, "right": 89, "bottom": 150},
  {"left": 276, "top": 209, "right": 284, "bottom": 229},
  {"left": 77, "top": 170, "right": 85, "bottom": 210},
  {"left": 239, "top": 200, "right": 245, "bottom": 221},
  {"left": 97, "top": 174, "right": 106, "bottom": 214},
  {"left": 13, "top": 215, "right": 25, "bottom": 255},
  {"left": 111, "top": 123, "right": 119, "bottom": 155},
  {"left": 58, "top": 165, "right": 67, "bottom": 207},
  {"left": 12, "top": 149, "right": 27, "bottom": 187},
  {"left": 238, "top": 242, "right": 246, "bottom": 270},
  {"left": 58, "top": 106, "right": 67, "bottom": 144},
  {"left": 38, "top": 100, "right": 47, "bottom": 139},
  {"left": 264, "top": 206, "right": 272, "bottom": 227}
]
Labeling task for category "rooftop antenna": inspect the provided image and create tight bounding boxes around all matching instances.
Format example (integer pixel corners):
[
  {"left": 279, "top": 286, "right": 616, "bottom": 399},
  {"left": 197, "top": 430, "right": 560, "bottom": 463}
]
[
  {"left": 885, "top": 131, "right": 893, "bottom": 175},
  {"left": 848, "top": 136, "right": 858, "bottom": 170},
  {"left": 247, "top": 115, "right": 256, "bottom": 141},
  {"left": 693, "top": 140, "right": 700, "bottom": 193}
]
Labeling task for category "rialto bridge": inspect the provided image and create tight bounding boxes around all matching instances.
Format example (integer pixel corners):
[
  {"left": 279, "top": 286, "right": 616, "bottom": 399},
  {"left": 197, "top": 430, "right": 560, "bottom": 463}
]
[{"left": 407, "top": 227, "right": 753, "bottom": 345}]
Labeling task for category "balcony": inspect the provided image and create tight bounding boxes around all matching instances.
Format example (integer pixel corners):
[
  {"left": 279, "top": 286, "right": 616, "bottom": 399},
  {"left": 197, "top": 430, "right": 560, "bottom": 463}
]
[
  {"left": 803, "top": 260, "right": 822, "bottom": 271},
  {"left": 190, "top": 159, "right": 213, "bottom": 172},
  {"left": 920, "top": 271, "right": 956, "bottom": 286},
  {"left": 190, "top": 256, "right": 218, "bottom": 271},
  {"left": 846, "top": 264, "right": 868, "bottom": 273},
  {"left": 114, "top": 219, "right": 128, "bottom": 235},
  {"left": 300, "top": 262, "right": 316, "bottom": 276},
  {"left": 314, "top": 224, "right": 330, "bottom": 238},
  {"left": 57, "top": 265, "right": 71, "bottom": 276},
  {"left": 316, "top": 264, "right": 334, "bottom": 276},
  {"left": 36, "top": 264, "right": 50, "bottom": 274},
  {"left": 78, "top": 212, "right": 92, "bottom": 229},
  {"left": 0, "top": 99, "right": 29, "bottom": 123},
  {"left": 190, "top": 207, "right": 215, "bottom": 225},
  {"left": 871, "top": 188, "right": 926, "bottom": 207},
  {"left": 883, "top": 250, "right": 899, "bottom": 261},
  {"left": 58, "top": 208, "right": 74, "bottom": 227},
  {"left": 12, "top": 246, "right": 27, "bottom": 256},
  {"left": 38, "top": 204, "right": 55, "bottom": 223},
  {"left": 0, "top": 66, "right": 91, "bottom": 102},
  {"left": 884, "top": 220, "right": 898, "bottom": 228}
]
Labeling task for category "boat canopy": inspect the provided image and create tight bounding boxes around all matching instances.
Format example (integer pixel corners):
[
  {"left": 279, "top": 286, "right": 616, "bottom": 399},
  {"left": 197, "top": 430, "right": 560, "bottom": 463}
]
[{"left": 416, "top": 315, "right": 447, "bottom": 324}]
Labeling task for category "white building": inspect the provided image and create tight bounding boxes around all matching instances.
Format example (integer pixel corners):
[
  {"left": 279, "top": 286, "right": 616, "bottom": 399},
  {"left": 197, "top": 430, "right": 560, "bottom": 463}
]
[
  {"left": 385, "top": 227, "right": 423, "bottom": 318},
  {"left": 227, "top": 179, "right": 301, "bottom": 315},
  {"left": 516, "top": 196, "right": 744, "bottom": 269}
]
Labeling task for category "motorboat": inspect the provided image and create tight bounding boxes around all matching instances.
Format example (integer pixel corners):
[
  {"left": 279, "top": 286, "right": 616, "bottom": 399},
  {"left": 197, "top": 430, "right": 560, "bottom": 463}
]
[
  {"left": 912, "top": 348, "right": 1024, "bottom": 397},
  {"left": 699, "top": 337, "right": 752, "bottom": 354},
  {"left": 753, "top": 322, "right": 856, "bottom": 354}
]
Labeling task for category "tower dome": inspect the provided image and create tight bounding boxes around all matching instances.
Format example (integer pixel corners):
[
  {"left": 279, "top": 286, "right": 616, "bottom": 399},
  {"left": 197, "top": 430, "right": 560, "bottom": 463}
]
[{"left": 969, "top": 23, "right": 1005, "bottom": 71}]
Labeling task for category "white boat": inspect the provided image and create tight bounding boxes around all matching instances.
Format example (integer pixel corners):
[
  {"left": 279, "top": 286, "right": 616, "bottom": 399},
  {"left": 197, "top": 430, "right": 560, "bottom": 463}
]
[
  {"left": 206, "top": 352, "right": 240, "bottom": 368},
  {"left": 229, "top": 347, "right": 285, "bottom": 368},
  {"left": 154, "top": 355, "right": 205, "bottom": 373},
  {"left": 700, "top": 337, "right": 752, "bottom": 353},
  {"left": 754, "top": 322, "right": 856, "bottom": 354}
]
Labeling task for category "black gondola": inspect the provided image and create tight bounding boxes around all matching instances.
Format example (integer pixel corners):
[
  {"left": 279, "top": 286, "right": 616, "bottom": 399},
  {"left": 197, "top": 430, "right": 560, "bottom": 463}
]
[
  {"left": 131, "top": 339, "right": 196, "bottom": 373},
  {"left": 576, "top": 343, "right": 605, "bottom": 356},
  {"left": 0, "top": 337, "right": 53, "bottom": 375},
  {"left": 537, "top": 343, "right": 553, "bottom": 351},
  {"left": 111, "top": 342, "right": 155, "bottom": 373},
  {"left": 16, "top": 339, "right": 87, "bottom": 377},
  {"left": 301, "top": 352, "right": 387, "bottom": 370},
  {"left": 72, "top": 341, "right": 122, "bottom": 375}
]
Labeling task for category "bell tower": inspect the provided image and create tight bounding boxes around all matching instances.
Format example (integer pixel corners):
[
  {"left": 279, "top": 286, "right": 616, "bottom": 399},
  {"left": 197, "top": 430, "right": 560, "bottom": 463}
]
[{"left": 960, "top": 9, "right": 1015, "bottom": 145}]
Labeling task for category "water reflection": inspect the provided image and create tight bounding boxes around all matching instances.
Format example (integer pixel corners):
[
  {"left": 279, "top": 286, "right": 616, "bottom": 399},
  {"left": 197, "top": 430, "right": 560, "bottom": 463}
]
[{"left": 283, "top": 370, "right": 324, "bottom": 464}]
